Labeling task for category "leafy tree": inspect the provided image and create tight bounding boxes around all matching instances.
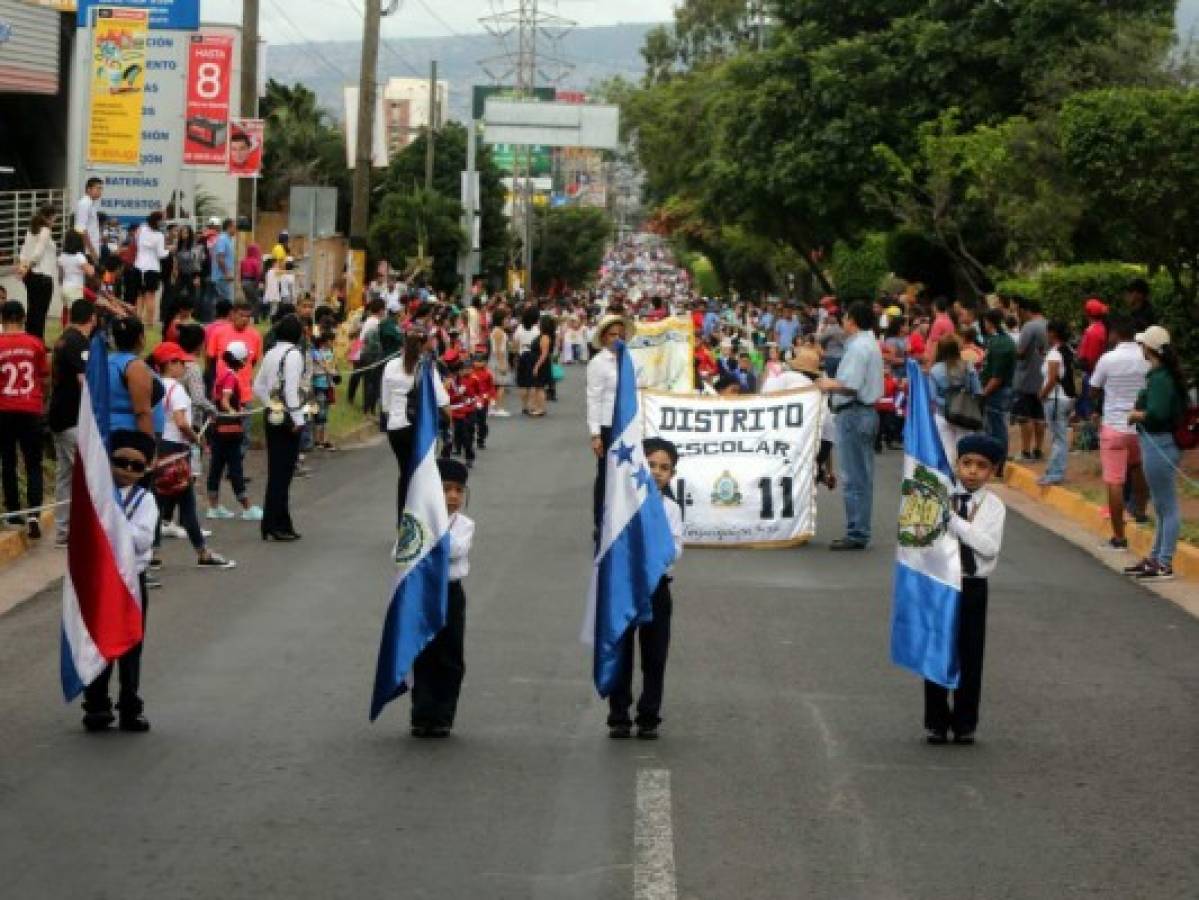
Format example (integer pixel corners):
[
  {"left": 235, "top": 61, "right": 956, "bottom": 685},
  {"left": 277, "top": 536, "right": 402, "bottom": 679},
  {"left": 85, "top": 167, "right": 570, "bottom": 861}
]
[
  {"left": 530, "top": 206, "right": 612, "bottom": 292},
  {"left": 368, "top": 188, "right": 466, "bottom": 293}
]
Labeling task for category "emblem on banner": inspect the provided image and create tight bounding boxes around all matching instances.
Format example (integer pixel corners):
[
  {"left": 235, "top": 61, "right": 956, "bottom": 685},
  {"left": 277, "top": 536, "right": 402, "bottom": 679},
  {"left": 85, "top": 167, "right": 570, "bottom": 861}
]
[
  {"left": 897, "top": 464, "right": 949, "bottom": 548},
  {"left": 710, "top": 470, "right": 743, "bottom": 507},
  {"left": 393, "top": 513, "right": 431, "bottom": 566}
]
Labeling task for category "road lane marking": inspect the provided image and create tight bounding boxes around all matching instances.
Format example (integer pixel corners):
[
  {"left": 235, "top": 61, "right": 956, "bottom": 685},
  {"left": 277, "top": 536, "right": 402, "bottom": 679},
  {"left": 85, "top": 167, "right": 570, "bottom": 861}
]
[{"left": 635, "top": 768, "right": 677, "bottom": 900}]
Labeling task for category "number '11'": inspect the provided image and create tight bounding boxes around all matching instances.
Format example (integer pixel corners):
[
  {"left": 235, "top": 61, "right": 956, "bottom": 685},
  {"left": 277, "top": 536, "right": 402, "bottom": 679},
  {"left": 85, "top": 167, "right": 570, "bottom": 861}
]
[{"left": 759, "top": 477, "right": 794, "bottom": 520}]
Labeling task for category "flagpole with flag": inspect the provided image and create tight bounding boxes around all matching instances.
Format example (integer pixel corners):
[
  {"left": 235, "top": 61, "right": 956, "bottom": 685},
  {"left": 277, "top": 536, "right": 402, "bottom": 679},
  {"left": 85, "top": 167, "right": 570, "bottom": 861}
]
[
  {"left": 890, "top": 358, "right": 963, "bottom": 688},
  {"left": 370, "top": 360, "right": 451, "bottom": 721},
  {"left": 61, "top": 335, "right": 145, "bottom": 701},
  {"left": 582, "top": 342, "right": 677, "bottom": 698}
]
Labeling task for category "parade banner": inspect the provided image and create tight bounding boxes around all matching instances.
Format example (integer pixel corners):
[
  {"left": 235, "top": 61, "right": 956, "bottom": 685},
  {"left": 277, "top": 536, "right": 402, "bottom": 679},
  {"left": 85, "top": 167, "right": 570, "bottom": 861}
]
[
  {"left": 629, "top": 316, "right": 694, "bottom": 393},
  {"left": 86, "top": 7, "right": 148, "bottom": 166},
  {"left": 227, "top": 118, "right": 264, "bottom": 177},
  {"left": 642, "top": 388, "right": 822, "bottom": 547},
  {"left": 183, "top": 33, "right": 232, "bottom": 166}
]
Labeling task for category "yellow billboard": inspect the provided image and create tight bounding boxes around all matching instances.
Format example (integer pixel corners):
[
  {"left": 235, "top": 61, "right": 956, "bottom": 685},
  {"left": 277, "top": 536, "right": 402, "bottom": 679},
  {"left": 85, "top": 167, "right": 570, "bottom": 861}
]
[{"left": 86, "top": 7, "right": 148, "bottom": 166}]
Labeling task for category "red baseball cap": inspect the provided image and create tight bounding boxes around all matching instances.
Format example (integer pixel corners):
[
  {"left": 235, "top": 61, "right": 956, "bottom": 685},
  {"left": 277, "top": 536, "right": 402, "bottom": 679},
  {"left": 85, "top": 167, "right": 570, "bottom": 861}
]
[
  {"left": 1084, "top": 298, "right": 1108, "bottom": 317},
  {"left": 150, "top": 341, "right": 194, "bottom": 366},
  {"left": 442, "top": 349, "right": 461, "bottom": 365}
]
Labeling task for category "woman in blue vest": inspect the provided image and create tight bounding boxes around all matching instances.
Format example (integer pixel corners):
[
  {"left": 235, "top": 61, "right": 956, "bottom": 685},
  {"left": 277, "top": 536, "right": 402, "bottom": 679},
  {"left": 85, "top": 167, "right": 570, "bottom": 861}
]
[{"left": 108, "top": 316, "right": 164, "bottom": 443}]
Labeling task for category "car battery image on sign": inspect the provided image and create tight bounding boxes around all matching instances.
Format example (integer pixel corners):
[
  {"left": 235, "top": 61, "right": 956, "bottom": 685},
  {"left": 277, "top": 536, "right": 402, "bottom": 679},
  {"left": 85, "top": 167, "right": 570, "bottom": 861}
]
[{"left": 183, "top": 34, "right": 233, "bottom": 166}]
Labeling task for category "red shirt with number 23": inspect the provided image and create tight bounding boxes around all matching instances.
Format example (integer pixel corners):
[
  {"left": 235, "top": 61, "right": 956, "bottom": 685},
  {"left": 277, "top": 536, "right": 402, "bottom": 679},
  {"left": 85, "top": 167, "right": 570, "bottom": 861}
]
[{"left": 0, "top": 333, "right": 49, "bottom": 415}]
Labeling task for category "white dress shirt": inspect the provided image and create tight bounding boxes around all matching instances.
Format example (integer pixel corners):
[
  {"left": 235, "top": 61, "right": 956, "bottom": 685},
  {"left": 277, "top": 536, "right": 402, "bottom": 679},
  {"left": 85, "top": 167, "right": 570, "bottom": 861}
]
[
  {"left": 1089, "top": 342, "right": 1149, "bottom": 433},
  {"left": 19, "top": 227, "right": 57, "bottom": 277},
  {"left": 75, "top": 195, "right": 101, "bottom": 255},
  {"left": 948, "top": 487, "right": 1006, "bottom": 579},
  {"left": 118, "top": 485, "right": 160, "bottom": 574},
  {"left": 253, "top": 341, "right": 308, "bottom": 428},
  {"left": 134, "top": 227, "right": 168, "bottom": 272},
  {"left": 586, "top": 348, "right": 618, "bottom": 436},
  {"left": 380, "top": 359, "right": 450, "bottom": 431},
  {"left": 448, "top": 513, "right": 475, "bottom": 581},
  {"left": 664, "top": 493, "right": 684, "bottom": 576}
]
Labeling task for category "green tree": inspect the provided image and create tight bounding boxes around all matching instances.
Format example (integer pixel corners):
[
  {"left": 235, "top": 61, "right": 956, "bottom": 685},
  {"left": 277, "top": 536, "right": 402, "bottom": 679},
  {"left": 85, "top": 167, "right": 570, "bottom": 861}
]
[
  {"left": 530, "top": 206, "right": 612, "bottom": 292},
  {"left": 368, "top": 188, "right": 466, "bottom": 293}
]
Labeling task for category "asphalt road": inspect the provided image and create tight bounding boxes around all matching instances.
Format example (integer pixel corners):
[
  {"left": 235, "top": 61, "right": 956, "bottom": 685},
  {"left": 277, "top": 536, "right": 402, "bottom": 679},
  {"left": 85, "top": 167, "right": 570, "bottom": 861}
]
[{"left": 1, "top": 369, "right": 1197, "bottom": 900}]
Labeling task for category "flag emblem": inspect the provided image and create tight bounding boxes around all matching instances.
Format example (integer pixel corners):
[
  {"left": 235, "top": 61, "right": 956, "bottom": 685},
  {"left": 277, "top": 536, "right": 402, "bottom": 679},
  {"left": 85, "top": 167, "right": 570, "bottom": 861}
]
[
  {"left": 710, "top": 470, "right": 742, "bottom": 506},
  {"left": 393, "top": 512, "right": 431, "bottom": 566},
  {"left": 897, "top": 464, "right": 950, "bottom": 548}
]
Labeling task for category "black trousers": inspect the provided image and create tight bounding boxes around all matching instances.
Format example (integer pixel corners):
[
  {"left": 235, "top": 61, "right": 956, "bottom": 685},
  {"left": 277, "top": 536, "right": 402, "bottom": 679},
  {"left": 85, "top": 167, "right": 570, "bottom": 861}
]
[
  {"left": 446, "top": 417, "right": 475, "bottom": 461},
  {"left": 262, "top": 420, "right": 300, "bottom": 536},
  {"left": 83, "top": 574, "right": 148, "bottom": 717},
  {"left": 387, "top": 426, "right": 414, "bottom": 527},
  {"left": 475, "top": 407, "right": 489, "bottom": 447},
  {"left": 0, "top": 412, "right": 43, "bottom": 514},
  {"left": 22, "top": 272, "right": 53, "bottom": 342},
  {"left": 608, "top": 579, "right": 673, "bottom": 728},
  {"left": 592, "top": 426, "right": 614, "bottom": 532},
  {"left": 924, "top": 577, "right": 988, "bottom": 735},
  {"left": 411, "top": 581, "right": 467, "bottom": 729}
]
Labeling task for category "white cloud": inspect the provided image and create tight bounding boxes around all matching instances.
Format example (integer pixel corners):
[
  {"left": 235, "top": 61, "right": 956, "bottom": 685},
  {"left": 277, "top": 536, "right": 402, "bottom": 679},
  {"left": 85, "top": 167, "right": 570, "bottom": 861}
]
[{"left": 204, "top": 0, "right": 675, "bottom": 44}]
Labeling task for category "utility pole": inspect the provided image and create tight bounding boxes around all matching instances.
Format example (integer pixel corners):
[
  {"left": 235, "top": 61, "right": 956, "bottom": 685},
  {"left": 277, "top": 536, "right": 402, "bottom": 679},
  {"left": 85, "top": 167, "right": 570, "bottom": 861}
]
[
  {"left": 350, "top": 0, "right": 382, "bottom": 246},
  {"left": 424, "top": 60, "right": 437, "bottom": 191},
  {"left": 236, "top": 0, "right": 259, "bottom": 228}
]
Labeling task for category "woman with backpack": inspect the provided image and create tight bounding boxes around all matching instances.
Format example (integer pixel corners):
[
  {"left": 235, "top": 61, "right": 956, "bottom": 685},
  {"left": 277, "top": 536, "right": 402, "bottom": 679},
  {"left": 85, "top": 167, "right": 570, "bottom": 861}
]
[{"left": 1037, "top": 320, "right": 1076, "bottom": 485}]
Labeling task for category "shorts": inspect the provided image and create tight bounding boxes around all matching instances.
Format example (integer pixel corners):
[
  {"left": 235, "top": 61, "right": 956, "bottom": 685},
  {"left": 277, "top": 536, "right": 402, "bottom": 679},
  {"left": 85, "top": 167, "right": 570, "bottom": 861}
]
[
  {"left": 136, "top": 268, "right": 161, "bottom": 293},
  {"left": 1099, "top": 426, "right": 1141, "bottom": 484},
  {"left": 1010, "top": 392, "right": 1043, "bottom": 422}
]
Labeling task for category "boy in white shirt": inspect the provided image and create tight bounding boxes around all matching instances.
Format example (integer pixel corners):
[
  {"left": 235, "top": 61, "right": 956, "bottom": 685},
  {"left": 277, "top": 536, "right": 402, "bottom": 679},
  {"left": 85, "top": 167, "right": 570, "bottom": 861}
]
[
  {"left": 608, "top": 437, "right": 685, "bottom": 740},
  {"left": 924, "top": 434, "right": 1007, "bottom": 746},
  {"left": 81, "top": 430, "right": 159, "bottom": 734},
  {"left": 410, "top": 458, "right": 476, "bottom": 739}
]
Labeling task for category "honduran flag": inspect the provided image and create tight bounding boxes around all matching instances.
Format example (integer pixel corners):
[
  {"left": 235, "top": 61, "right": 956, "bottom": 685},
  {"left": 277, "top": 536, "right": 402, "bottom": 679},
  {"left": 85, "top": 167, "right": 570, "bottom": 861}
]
[
  {"left": 581, "top": 342, "right": 677, "bottom": 697},
  {"left": 890, "top": 359, "right": 962, "bottom": 688},
  {"left": 61, "top": 335, "right": 145, "bottom": 701},
  {"left": 370, "top": 360, "right": 450, "bottom": 721}
]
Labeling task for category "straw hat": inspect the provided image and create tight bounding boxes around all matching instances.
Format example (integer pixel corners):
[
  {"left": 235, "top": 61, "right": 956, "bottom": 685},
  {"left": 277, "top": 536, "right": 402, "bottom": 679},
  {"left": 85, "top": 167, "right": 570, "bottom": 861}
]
[
  {"left": 591, "top": 313, "right": 635, "bottom": 349},
  {"left": 789, "top": 347, "right": 823, "bottom": 377}
]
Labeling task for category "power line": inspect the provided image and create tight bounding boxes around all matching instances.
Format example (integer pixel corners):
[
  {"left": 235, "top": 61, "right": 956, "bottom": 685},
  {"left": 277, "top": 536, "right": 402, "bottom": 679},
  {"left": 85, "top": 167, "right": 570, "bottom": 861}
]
[
  {"left": 264, "top": 0, "right": 354, "bottom": 82},
  {"left": 341, "top": 0, "right": 426, "bottom": 78}
]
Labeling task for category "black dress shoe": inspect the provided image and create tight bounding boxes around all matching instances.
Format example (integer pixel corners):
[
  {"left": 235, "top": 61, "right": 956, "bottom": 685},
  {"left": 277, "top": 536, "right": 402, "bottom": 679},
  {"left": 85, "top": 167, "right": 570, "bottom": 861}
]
[
  {"left": 263, "top": 531, "right": 301, "bottom": 542},
  {"left": 410, "top": 725, "right": 432, "bottom": 738},
  {"left": 636, "top": 724, "right": 659, "bottom": 740},
  {"left": 427, "top": 725, "right": 451, "bottom": 738},
  {"left": 608, "top": 723, "right": 632, "bottom": 739},
  {"left": 952, "top": 731, "right": 976, "bottom": 745},
  {"left": 118, "top": 715, "right": 151, "bottom": 733},
  {"left": 829, "top": 539, "right": 867, "bottom": 551},
  {"left": 925, "top": 729, "right": 949, "bottom": 745},
  {"left": 82, "top": 711, "right": 115, "bottom": 733}
]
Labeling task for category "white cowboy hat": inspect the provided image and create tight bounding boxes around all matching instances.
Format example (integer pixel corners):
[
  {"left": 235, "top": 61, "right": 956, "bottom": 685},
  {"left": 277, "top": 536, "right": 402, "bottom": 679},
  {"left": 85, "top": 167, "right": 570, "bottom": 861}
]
[{"left": 591, "top": 313, "right": 635, "bottom": 349}]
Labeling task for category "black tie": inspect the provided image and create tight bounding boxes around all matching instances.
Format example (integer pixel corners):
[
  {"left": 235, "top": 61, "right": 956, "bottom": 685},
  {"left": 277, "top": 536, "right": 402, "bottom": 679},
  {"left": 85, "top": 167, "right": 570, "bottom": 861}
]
[{"left": 957, "top": 494, "right": 977, "bottom": 577}]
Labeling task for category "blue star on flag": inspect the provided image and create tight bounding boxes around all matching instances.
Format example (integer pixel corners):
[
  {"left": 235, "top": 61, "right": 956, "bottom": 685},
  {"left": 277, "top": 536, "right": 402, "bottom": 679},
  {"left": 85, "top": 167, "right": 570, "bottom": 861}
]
[
  {"left": 613, "top": 442, "right": 635, "bottom": 466},
  {"left": 633, "top": 466, "right": 654, "bottom": 491}
]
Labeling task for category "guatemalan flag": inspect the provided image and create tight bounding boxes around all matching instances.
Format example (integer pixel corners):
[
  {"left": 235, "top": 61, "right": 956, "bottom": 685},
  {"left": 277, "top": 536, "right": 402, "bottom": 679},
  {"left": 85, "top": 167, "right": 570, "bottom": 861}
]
[
  {"left": 370, "top": 360, "right": 450, "bottom": 721},
  {"left": 61, "top": 335, "right": 145, "bottom": 701},
  {"left": 890, "top": 359, "right": 962, "bottom": 688},
  {"left": 582, "top": 342, "right": 677, "bottom": 697}
]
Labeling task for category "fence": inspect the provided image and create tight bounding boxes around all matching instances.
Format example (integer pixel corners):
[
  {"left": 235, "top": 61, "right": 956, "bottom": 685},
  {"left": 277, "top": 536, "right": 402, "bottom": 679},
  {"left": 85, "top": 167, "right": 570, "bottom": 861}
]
[{"left": 0, "top": 189, "right": 69, "bottom": 271}]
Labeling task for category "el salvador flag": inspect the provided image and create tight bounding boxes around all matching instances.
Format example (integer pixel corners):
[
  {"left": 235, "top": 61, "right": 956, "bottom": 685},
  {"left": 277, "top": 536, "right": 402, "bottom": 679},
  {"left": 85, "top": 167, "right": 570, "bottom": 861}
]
[
  {"left": 370, "top": 360, "right": 451, "bottom": 721},
  {"left": 581, "top": 342, "right": 677, "bottom": 698},
  {"left": 890, "top": 359, "right": 963, "bottom": 688},
  {"left": 61, "top": 335, "right": 144, "bottom": 701}
]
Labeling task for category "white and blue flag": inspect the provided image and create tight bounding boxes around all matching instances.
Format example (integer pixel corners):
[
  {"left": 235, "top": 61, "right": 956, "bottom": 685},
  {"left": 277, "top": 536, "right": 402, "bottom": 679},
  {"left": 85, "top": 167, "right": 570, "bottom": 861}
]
[
  {"left": 582, "top": 343, "right": 678, "bottom": 697},
  {"left": 370, "top": 361, "right": 451, "bottom": 721},
  {"left": 890, "top": 359, "right": 962, "bottom": 688}
]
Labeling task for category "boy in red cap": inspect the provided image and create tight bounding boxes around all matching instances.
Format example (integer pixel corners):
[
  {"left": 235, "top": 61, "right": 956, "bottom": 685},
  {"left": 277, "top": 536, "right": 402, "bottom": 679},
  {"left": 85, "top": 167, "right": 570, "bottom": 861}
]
[
  {"left": 441, "top": 350, "right": 477, "bottom": 466},
  {"left": 1076, "top": 298, "right": 1108, "bottom": 419},
  {"left": 467, "top": 345, "right": 497, "bottom": 450}
]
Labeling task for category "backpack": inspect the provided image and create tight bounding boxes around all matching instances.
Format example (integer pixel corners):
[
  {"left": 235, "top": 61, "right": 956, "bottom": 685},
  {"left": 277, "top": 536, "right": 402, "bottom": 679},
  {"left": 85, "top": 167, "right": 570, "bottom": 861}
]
[{"left": 1058, "top": 345, "right": 1077, "bottom": 399}]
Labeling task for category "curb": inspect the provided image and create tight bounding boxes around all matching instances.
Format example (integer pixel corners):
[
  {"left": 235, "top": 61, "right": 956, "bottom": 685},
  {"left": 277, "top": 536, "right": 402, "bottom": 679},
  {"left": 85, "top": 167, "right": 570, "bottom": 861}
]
[
  {"left": 1003, "top": 462, "right": 1199, "bottom": 582},
  {"left": 0, "top": 511, "right": 57, "bottom": 566}
]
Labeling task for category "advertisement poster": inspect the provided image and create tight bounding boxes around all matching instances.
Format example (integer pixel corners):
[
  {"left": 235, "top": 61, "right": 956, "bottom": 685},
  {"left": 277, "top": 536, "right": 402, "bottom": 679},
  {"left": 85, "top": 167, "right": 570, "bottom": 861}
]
[
  {"left": 227, "top": 118, "right": 264, "bottom": 177},
  {"left": 78, "top": 0, "right": 200, "bottom": 30},
  {"left": 642, "top": 389, "right": 822, "bottom": 547},
  {"left": 628, "top": 316, "right": 695, "bottom": 393},
  {"left": 86, "top": 7, "right": 148, "bottom": 166},
  {"left": 183, "top": 33, "right": 232, "bottom": 166}
]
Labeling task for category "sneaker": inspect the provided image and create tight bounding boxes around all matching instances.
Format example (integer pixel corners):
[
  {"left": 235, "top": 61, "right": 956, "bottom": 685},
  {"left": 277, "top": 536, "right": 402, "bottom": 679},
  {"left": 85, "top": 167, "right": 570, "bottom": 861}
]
[
  {"left": 1136, "top": 561, "right": 1175, "bottom": 582},
  {"left": 636, "top": 724, "right": 659, "bottom": 740},
  {"left": 925, "top": 729, "right": 949, "bottom": 745},
  {"left": 294, "top": 465, "right": 312, "bottom": 479},
  {"left": 491, "top": 408, "right": 511, "bottom": 418},
  {"left": 1099, "top": 537, "right": 1129, "bottom": 551},
  {"left": 206, "top": 506, "right": 235, "bottom": 520},
  {"left": 240, "top": 505, "right": 264, "bottom": 521},
  {"left": 161, "top": 522, "right": 189, "bottom": 539},
  {"left": 26, "top": 516, "right": 41, "bottom": 540},
  {"left": 197, "top": 552, "right": 236, "bottom": 569},
  {"left": 1123, "top": 557, "right": 1154, "bottom": 576}
]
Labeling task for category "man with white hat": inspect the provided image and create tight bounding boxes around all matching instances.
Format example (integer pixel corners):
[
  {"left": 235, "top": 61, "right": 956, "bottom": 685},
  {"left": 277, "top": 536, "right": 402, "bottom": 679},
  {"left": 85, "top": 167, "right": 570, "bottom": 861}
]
[{"left": 586, "top": 312, "right": 635, "bottom": 531}]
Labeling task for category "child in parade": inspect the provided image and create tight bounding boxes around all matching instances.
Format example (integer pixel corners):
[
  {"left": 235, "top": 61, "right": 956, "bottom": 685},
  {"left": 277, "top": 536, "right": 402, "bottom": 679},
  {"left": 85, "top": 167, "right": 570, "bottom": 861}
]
[
  {"left": 207, "top": 341, "right": 262, "bottom": 521},
  {"left": 608, "top": 438, "right": 685, "bottom": 741},
  {"left": 924, "top": 434, "right": 1007, "bottom": 746},
  {"left": 468, "top": 345, "right": 497, "bottom": 450},
  {"left": 82, "top": 430, "right": 159, "bottom": 733},
  {"left": 442, "top": 351, "right": 477, "bottom": 466},
  {"left": 410, "top": 458, "right": 475, "bottom": 738}
]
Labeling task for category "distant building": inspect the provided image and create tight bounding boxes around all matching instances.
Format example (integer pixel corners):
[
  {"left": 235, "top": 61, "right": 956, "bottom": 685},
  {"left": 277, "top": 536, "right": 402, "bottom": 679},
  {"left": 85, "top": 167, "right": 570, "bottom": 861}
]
[{"left": 380, "top": 77, "right": 449, "bottom": 154}]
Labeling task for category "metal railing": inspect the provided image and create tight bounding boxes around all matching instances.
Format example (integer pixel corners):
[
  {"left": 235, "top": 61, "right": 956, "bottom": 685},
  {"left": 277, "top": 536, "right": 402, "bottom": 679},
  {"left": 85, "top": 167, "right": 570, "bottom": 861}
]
[{"left": 0, "top": 189, "right": 68, "bottom": 270}]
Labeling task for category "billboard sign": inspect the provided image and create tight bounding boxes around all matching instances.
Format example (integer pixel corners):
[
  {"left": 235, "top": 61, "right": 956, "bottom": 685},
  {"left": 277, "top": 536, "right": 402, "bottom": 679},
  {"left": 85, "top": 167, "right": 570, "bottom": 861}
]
[
  {"left": 483, "top": 100, "right": 620, "bottom": 150},
  {"left": 183, "top": 33, "right": 233, "bottom": 166},
  {"left": 471, "top": 84, "right": 554, "bottom": 119},
  {"left": 227, "top": 117, "right": 264, "bottom": 177},
  {"left": 77, "top": 0, "right": 199, "bottom": 30},
  {"left": 86, "top": 7, "right": 148, "bottom": 166}
]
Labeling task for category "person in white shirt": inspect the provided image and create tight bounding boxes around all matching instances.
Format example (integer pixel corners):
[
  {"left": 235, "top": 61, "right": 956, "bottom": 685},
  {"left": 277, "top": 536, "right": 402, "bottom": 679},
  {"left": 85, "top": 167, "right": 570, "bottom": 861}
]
[
  {"left": 1038, "top": 320, "right": 1074, "bottom": 486},
  {"left": 586, "top": 313, "right": 635, "bottom": 531},
  {"left": 253, "top": 314, "right": 308, "bottom": 541},
  {"left": 512, "top": 308, "right": 542, "bottom": 414},
  {"left": 81, "top": 429, "right": 159, "bottom": 733},
  {"left": 408, "top": 457, "right": 475, "bottom": 738},
  {"left": 1088, "top": 316, "right": 1150, "bottom": 549},
  {"left": 16, "top": 204, "right": 58, "bottom": 341},
  {"left": 923, "top": 434, "right": 1007, "bottom": 746},
  {"left": 58, "top": 229, "right": 94, "bottom": 303},
  {"left": 133, "top": 211, "right": 169, "bottom": 326},
  {"left": 74, "top": 177, "right": 103, "bottom": 261},
  {"left": 606, "top": 438, "right": 684, "bottom": 740}
]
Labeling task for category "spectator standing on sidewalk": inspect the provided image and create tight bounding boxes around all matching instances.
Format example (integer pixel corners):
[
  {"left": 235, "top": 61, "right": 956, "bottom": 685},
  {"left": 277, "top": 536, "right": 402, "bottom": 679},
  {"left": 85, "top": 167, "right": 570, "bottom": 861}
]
[
  {"left": 1012, "top": 297, "right": 1048, "bottom": 460},
  {"left": 979, "top": 309, "right": 1016, "bottom": 465},
  {"left": 74, "top": 177, "right": 103, "bottom": 263},
  {"left": 1037, "top": 321, "right": 1075, "bottom": 486},
  {"left": 47, "top": 299, "right": 97, "bottom": 546},
  {"left": 0, "top": 301, "right": 50, "bottom": 538},
  {"left": 15, "top": 204, "right": 58, "bottom": 342}
]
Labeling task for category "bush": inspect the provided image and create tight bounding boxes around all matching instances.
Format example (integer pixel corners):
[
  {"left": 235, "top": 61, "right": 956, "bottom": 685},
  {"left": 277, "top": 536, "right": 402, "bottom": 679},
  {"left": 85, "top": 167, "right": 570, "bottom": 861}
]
[
  {"left": 831, "top": 233, "right": 889, "bottom": 301},
  {"left": 993, "top": 277, "right": 1042, "bottom": 302},
  {"left": 1036, "top": 262, "right": 1144, "bottom": 327}
]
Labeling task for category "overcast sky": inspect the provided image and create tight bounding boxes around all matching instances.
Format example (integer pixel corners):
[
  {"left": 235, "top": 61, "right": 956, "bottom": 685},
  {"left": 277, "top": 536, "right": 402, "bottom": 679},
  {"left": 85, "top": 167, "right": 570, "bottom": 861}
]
[{"left": 205, "top": 0, "right": 677, "bottom": 45}]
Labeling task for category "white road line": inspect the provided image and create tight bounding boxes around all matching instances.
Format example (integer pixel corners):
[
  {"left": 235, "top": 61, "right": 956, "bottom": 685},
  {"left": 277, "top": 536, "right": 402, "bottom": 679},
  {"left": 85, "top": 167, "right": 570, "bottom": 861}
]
[{"left": 634, "top": 768, "right": 678, "bottom": 900}]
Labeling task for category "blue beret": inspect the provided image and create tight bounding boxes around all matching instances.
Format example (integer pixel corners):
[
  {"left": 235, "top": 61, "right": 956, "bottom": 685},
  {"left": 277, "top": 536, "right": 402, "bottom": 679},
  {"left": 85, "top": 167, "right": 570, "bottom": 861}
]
[
  {"left": 437, "top": 457, "right": 469, "bottom": 486},
  {"left": 957, "top": 434, "right": 1005, "bottom": 466}
]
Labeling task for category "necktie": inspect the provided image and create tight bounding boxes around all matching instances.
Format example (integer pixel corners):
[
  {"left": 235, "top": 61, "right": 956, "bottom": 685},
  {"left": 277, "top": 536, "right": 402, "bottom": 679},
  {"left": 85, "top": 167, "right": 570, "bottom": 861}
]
[{"left": 957, "top": 493, "right": 978, "bottom": 577}]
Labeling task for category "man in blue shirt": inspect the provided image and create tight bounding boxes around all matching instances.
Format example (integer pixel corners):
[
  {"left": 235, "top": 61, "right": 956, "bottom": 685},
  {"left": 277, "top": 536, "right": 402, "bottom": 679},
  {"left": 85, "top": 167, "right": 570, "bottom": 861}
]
[
  {"left": 774, "top": 306, "right": 799, "bottom": 351},
  {"left": 702, "top": 304, "right": 720, "bottom": 339},
  {"left": 818, "top": 300, "right": 884, "bottom": 549},
  {"left": 210, "top": 218, "right": 236, "bottom": 306}
]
